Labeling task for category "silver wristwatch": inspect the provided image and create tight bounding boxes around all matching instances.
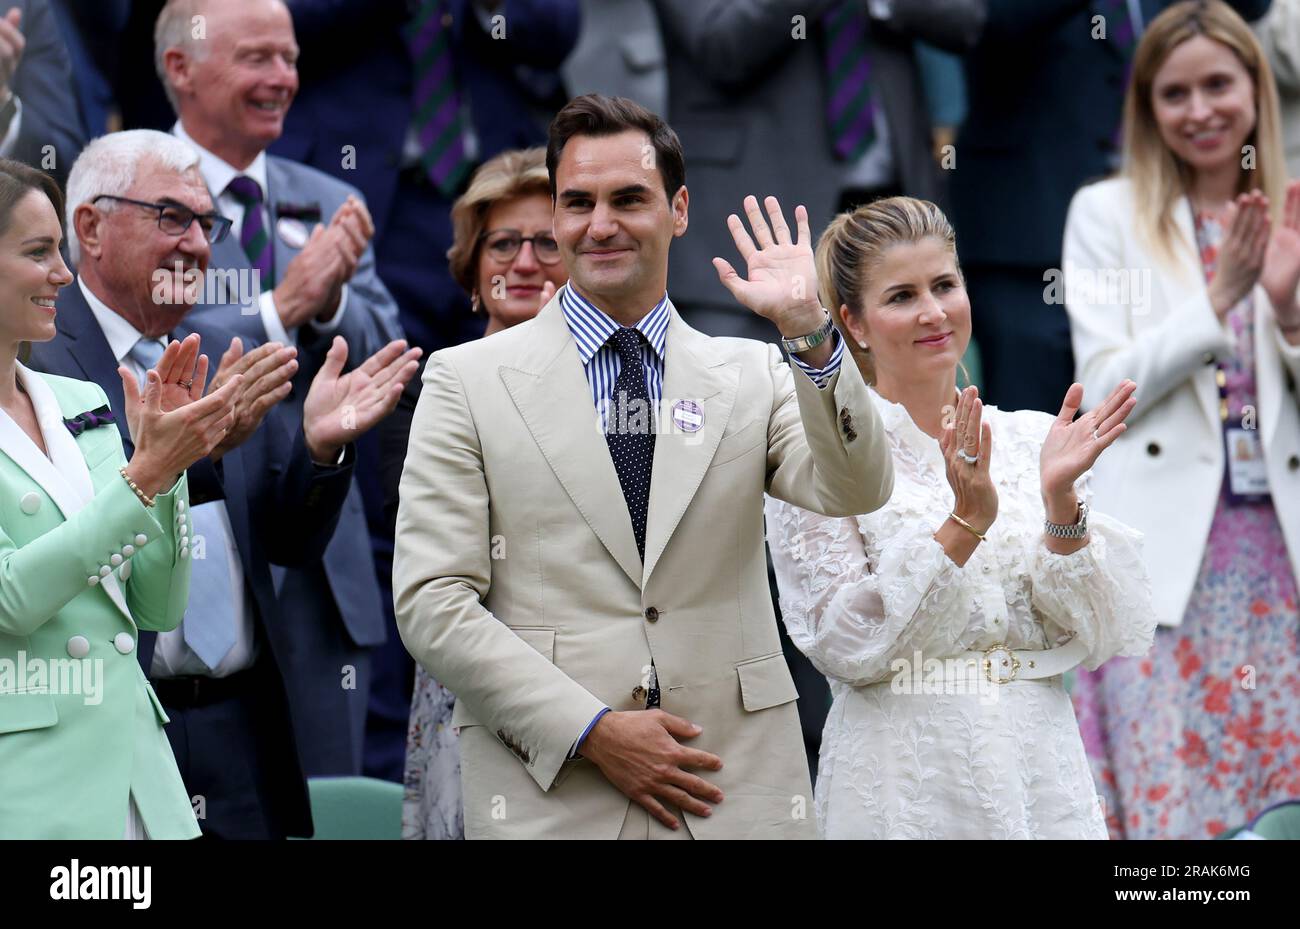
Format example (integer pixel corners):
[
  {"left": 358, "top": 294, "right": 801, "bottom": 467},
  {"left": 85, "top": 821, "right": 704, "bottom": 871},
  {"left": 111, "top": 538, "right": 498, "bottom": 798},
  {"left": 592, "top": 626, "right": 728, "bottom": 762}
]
[
  {"left": 1044, "top": 501, "right": 1089, "bottom": 540},
  {"left": 780, "top": 310, "right": 834, "bottom": 354}
]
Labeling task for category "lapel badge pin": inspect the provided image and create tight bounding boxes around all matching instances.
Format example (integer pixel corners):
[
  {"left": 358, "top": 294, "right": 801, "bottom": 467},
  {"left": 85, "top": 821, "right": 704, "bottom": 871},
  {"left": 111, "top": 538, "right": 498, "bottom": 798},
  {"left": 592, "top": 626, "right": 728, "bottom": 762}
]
[{"left": 671, "top": 399, "right": 704, "bottom": 434}]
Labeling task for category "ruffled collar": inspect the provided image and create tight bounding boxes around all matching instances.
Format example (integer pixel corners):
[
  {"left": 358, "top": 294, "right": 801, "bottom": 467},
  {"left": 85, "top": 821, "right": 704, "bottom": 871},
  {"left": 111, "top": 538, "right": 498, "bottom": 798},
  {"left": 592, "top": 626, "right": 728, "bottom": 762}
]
[{"left": 868, "top": 387, "right": 1004, "bottom": 470}]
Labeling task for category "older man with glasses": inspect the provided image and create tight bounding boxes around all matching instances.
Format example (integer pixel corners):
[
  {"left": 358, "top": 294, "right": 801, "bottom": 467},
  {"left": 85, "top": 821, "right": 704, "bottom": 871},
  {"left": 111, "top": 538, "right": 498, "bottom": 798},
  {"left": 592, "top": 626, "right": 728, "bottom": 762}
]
[{"left": 27, "top": 128, "right": 420, "bottom": 838}]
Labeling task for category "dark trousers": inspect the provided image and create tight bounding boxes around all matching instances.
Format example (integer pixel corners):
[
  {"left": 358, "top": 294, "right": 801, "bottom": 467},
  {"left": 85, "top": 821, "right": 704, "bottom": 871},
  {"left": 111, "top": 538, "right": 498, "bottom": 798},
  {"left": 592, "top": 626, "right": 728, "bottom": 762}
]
[
  {"left": 156, "top": 668, "right": 288, "bottom": 840},
  {"left": 964, "top": 263, "right": 1075, "bottom": 414}
]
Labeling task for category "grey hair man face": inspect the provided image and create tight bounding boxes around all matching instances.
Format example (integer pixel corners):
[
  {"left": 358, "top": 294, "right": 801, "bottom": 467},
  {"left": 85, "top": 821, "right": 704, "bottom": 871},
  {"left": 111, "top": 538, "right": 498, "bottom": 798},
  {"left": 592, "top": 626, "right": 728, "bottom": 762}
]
[
  {"left": 68, "top": 130, "right": 214, "bottom": 339},
  {"left": 155, "top": 0, "right": 300, "bottom": 170}
]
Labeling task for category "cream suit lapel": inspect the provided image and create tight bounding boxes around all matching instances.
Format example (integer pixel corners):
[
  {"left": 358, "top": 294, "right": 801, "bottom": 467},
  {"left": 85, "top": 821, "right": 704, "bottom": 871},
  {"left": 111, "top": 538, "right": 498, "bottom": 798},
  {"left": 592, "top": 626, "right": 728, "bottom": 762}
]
[
  {"left": 499, "top": 297, "right": 644, "bottom": 588},
  {"left": 5, "top": 365, "right": 135, "bottom": 625},
  {"left": 642, "top": 307, "right": 737, "bottom": 585}
]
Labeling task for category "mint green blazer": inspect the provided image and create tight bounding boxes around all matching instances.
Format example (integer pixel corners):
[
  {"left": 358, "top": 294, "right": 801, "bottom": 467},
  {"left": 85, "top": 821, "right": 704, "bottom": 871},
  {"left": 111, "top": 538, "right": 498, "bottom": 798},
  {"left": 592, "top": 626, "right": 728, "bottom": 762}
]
[{"left": 0, "top": 365, "right": 198, "bottom": 839}]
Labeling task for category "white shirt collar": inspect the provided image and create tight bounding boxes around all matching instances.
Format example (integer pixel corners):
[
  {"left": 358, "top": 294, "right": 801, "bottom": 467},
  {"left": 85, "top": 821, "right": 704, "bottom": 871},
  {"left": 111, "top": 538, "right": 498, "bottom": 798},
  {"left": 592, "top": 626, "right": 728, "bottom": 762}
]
[
  {"left": 77, "top": 276, "right": 166, "bottom": 364},
  {"left": 173, "top": 120, "right": 269, "bottom": 201}
]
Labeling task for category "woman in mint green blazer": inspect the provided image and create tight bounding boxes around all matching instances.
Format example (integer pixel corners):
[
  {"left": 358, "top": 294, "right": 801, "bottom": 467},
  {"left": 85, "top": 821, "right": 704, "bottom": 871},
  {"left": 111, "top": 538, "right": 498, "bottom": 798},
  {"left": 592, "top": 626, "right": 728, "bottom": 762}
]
[{"left": 0, "top": 160, "right": 243, "bottom": 838}]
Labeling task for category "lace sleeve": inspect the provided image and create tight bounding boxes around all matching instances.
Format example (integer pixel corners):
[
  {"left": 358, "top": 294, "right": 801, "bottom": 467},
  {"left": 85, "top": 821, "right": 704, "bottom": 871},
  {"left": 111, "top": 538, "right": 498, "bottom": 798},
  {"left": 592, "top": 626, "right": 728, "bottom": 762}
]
[
  {"left": 765, "top": 494, "right": 976, "bottom": 687},
  {"left": 1027, "top": 471, "right": 1157, "bottom": 670}
]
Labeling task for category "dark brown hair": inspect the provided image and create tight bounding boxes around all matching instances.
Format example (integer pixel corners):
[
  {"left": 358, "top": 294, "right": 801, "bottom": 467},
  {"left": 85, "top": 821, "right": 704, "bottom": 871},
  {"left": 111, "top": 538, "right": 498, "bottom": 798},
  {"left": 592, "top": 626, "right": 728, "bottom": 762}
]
[
  {"left": 0, "top": 158, "right": 64, "bottom": 240},
  {"left": 0, "top": 160, "right": 65, "bottom": 366},
  {"left": 547, "top": 94, "right": 685, "bottom": 204}
]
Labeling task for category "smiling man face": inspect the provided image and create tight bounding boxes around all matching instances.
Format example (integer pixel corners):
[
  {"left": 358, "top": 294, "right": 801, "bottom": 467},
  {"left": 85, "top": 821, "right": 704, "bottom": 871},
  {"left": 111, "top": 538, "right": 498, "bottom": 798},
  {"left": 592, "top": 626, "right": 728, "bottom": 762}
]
[
  {"left": 552, "top": 126, "right": 688, "bottom": 326},
  {"left": 159, "top": 0, "right": 300, "bottom": 170}
]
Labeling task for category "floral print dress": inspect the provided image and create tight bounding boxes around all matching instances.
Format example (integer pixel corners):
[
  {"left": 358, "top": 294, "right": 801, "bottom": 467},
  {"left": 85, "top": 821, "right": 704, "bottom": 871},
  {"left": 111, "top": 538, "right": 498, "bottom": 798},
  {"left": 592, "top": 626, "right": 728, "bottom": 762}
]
[{"left": 1071, "top": 210, "right": 1300, "bottom": 839}]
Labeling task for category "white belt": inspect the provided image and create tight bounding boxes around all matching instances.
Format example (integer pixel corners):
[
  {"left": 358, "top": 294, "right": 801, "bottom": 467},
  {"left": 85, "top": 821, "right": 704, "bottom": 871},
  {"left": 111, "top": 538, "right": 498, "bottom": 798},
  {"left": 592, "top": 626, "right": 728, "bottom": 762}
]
[{"left": 950, "top": 637, "right": 1090, "bottom": 685}]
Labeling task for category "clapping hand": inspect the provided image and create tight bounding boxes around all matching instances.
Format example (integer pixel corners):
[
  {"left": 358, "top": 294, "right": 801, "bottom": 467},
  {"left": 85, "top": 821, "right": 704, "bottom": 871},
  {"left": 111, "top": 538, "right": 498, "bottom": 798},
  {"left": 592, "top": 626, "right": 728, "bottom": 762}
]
[
  {"left": 301, "top": 336, "right": 422, "bottom": 464},
  {"left": 207, "top": 337, "right": 300, "bottom": 461},
  {"left": 939, "top": 385, "right": 999, "bottom": 535},
  {"left": 1261, "top": 180, "right": 1300, "bottom": 329},
  {"left": 0, "top": 9, "right": 23, "bottom": 98},
  {"left": 117, "top": 334, "right": 244, "bottom": 497},
  {"left": 273, "top": 195, "right": 375, "bottom": 328},
  {"left": 1039, "top": 380, "right": 1136, "bottom": 520},
  {"left": 713, "top": 195, "right": 826, "bottom": 341},
  {"left": 1209, "top": 190, "right": 1270, "bottom": 319}
]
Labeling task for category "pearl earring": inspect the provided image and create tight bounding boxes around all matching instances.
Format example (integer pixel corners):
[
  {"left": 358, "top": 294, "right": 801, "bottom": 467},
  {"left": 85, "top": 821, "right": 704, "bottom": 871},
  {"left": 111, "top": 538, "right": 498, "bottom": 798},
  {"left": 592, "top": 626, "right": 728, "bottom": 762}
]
[{"left": 858, "top": 340, "right": 868, "bottom": 350}]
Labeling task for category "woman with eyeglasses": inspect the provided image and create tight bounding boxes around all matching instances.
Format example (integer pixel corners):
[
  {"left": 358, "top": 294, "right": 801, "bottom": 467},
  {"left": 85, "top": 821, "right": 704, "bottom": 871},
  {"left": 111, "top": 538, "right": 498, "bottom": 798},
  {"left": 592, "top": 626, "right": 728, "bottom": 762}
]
[
  {"left": 0, "top": 159, "right": 242, "bottom": 838},
  {"left": 402, "top": 147, "right": 568, "bottom": 840}
]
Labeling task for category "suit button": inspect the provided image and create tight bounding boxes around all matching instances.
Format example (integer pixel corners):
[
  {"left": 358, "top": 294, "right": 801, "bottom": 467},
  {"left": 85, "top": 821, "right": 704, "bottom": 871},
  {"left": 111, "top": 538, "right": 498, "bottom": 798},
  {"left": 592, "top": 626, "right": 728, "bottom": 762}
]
[
  {"left": 1147, "top": 442, "right": 1161, "bottom": 457},
  {"left": 177, "top": 499, "right": 186, "bottom": 513},
  {"left": 110, "top": 553, "right": 123, "bottom": 566},
  {"left": 122, "top": 544, "right": 135, "bottom": 557},
  {"left": 87, "top": 575, "right": 99, "bottom": 586},
  {"left": 180, "top": 546, "right": 190, "bottom": 559},
  {"left": 67, "top": 635, "right": 90, "bottom": 659},
  {"left": 1289, "top": 455, "right": 1299, "bottom": 471},
  {"left": 19, "top": 492, "right": 40, "bottom": 515},
  {"left": 99, "top": 565, "right": 111, "bottom": 577},
  {"left": 114, "top": 633, "right": 135, "bottom": 655},
  {"left": 644, "top": 606, "right": 659, "bottom": 623},
  {"left": 134, "top": 533, "right": 148, "bottom": 546}
]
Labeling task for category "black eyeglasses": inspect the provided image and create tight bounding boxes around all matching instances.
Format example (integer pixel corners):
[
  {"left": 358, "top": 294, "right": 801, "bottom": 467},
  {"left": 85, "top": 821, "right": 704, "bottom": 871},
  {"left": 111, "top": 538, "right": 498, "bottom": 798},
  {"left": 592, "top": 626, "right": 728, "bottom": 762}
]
[
  {"left": 478, "top": 229, "right": 562, "bottom": 264},
  {"left": 93, "top": 195, "right": 233, "bottom": 245}
]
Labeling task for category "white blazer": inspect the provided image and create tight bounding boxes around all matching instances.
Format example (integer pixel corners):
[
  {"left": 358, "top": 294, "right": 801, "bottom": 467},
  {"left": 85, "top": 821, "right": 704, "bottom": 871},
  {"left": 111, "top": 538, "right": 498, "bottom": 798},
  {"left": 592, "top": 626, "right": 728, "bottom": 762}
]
[{"left": 1063, "top": 177, "right": 1300, "bottom": 627}]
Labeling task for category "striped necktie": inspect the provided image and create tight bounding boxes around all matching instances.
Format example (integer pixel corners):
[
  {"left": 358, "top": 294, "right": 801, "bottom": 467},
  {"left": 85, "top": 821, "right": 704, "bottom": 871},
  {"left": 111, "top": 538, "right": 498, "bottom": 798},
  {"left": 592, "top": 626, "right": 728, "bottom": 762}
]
[
  {"left": 226, "top": 175, "right": 273, "bottom": 291},
  {"left": 407, "top": 0, "right": 474, "bottom": 196},
  {"left": 822, "top": 3, "right": 878, "bottom": 162}
]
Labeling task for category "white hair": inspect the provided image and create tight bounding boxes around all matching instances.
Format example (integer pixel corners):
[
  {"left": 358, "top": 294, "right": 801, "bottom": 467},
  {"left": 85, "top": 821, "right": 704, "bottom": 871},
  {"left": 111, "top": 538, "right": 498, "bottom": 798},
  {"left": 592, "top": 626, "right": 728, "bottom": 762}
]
[
  {"left": 154, "top": 0, "right": 210, "bottom": 113},
  {"left": 65, "top": 130, "right": 201, "bottom": 267}
]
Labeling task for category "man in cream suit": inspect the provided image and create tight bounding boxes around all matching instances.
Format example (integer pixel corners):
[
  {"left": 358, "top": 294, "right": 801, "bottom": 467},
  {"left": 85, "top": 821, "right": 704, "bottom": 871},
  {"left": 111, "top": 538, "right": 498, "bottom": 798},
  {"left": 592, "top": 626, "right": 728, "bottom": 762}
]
[{"left": 394, "top": 95, "right": 894, "bottom": 839}]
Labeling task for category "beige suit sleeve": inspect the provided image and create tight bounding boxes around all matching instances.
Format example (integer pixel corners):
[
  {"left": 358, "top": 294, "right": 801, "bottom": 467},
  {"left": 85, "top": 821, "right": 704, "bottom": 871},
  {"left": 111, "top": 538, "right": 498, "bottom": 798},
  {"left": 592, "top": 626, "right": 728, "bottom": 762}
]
[
  {"left": 765, "top": 344, "right": 894, "bottom": 517},
  {"left": 392, "top": 353, "right": 607, "bottom": 792}
]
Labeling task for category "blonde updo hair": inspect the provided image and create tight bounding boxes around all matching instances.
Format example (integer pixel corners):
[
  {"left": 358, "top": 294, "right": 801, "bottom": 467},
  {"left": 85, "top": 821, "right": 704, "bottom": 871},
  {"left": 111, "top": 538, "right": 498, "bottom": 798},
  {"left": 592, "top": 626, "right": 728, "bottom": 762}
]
[
  {"left": 814, "top": 196, "right": 962, "bottom": 384},
  {"left": 447, "top": 147, "right": 552, "bottom": 299}
]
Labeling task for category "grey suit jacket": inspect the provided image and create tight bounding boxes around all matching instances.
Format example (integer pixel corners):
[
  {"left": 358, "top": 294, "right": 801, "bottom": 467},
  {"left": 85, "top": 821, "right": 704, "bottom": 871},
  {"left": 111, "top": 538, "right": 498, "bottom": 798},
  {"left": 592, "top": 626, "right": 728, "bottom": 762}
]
[
  {"left": 653, "top": 0, "right": 985, "bottom": 329},
  {"left": 562, "top": 0, "right": 668, "bottom": 116},
  {"left": 188, "top": 151, "right": 404, "bottom": 650}
]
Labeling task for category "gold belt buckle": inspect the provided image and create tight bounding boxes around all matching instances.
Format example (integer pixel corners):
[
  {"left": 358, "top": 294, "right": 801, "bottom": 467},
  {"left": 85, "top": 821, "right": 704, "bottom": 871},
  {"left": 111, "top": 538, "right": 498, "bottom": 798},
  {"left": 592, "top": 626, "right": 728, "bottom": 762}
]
[{"left": 982, "top": 644, "right": 1020, "bottom": 684}]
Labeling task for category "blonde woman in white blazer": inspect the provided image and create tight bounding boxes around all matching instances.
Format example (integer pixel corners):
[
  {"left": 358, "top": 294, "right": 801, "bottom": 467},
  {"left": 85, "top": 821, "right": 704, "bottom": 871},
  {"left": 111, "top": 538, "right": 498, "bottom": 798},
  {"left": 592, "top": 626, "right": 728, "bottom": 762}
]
[{"left": 1064, "top": 1, "right": 1300, "bottom": 840}]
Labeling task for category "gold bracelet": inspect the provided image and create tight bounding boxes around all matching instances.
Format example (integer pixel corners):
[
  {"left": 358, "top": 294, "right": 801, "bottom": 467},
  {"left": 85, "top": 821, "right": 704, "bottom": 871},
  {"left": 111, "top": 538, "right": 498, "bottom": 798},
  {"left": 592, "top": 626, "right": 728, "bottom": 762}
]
[
  {"left": 119, "top": 466, "right": 156, "bottom": 508},
  {"left": 948, "top": 512, "right": 985, "bottom": 542}
]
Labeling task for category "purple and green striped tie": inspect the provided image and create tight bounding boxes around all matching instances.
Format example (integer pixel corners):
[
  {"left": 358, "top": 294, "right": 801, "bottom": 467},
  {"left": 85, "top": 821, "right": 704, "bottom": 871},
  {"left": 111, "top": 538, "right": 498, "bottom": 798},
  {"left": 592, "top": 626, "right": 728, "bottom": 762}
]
[
  {"left": 226, "top": 175, "right": 273, "bottom": 292},
  {"left": 408, "top": 0, "right": 474, "bottom": 196},
  {"left": 823, "top": 3, "right": 878, "bottom": 162}
]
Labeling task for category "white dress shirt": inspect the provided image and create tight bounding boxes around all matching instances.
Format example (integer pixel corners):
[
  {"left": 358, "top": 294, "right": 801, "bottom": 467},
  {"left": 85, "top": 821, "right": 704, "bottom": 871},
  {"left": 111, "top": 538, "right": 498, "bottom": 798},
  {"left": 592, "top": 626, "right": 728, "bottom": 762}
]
[
  {"left": 172, "top": 121, "right": 350, "bottom": 344},
  {"left": 78, "top": 276, "right": 257, "bottom": 678}
]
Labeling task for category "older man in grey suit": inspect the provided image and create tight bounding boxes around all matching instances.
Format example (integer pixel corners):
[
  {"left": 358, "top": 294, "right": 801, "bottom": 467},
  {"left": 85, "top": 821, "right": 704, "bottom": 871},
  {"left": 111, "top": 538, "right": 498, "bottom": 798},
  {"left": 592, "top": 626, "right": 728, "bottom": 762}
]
[
  {"left": 152, "top": 0, "right": 407, "bottom": 778},
  {"left": 653, "top": 0, "right": 985, "bottom": 344}
]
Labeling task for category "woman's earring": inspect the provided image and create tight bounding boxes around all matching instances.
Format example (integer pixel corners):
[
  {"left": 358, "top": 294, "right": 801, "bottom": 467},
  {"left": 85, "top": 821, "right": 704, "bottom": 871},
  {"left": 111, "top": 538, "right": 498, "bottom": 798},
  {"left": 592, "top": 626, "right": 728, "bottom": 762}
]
[
  {"left": 858, "top": 340, "right": 869, "bottom": 351},
  {"left": 471, "top": 290, "right": 482, "bottom": 314}
]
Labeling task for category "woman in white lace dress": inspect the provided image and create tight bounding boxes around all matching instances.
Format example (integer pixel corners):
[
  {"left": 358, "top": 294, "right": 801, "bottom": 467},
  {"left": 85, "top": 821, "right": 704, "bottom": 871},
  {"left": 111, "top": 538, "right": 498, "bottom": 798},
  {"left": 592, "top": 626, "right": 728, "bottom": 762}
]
[{"left": 766, "top": 197, "right": 1157, "bottom": 839}]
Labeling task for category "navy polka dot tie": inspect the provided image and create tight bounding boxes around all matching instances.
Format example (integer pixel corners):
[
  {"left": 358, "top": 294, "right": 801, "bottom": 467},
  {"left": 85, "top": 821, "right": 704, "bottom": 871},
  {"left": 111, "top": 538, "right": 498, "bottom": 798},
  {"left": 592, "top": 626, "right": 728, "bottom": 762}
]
[{"left": 606, "top": 328, "right": 656, "bottom": 561}]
